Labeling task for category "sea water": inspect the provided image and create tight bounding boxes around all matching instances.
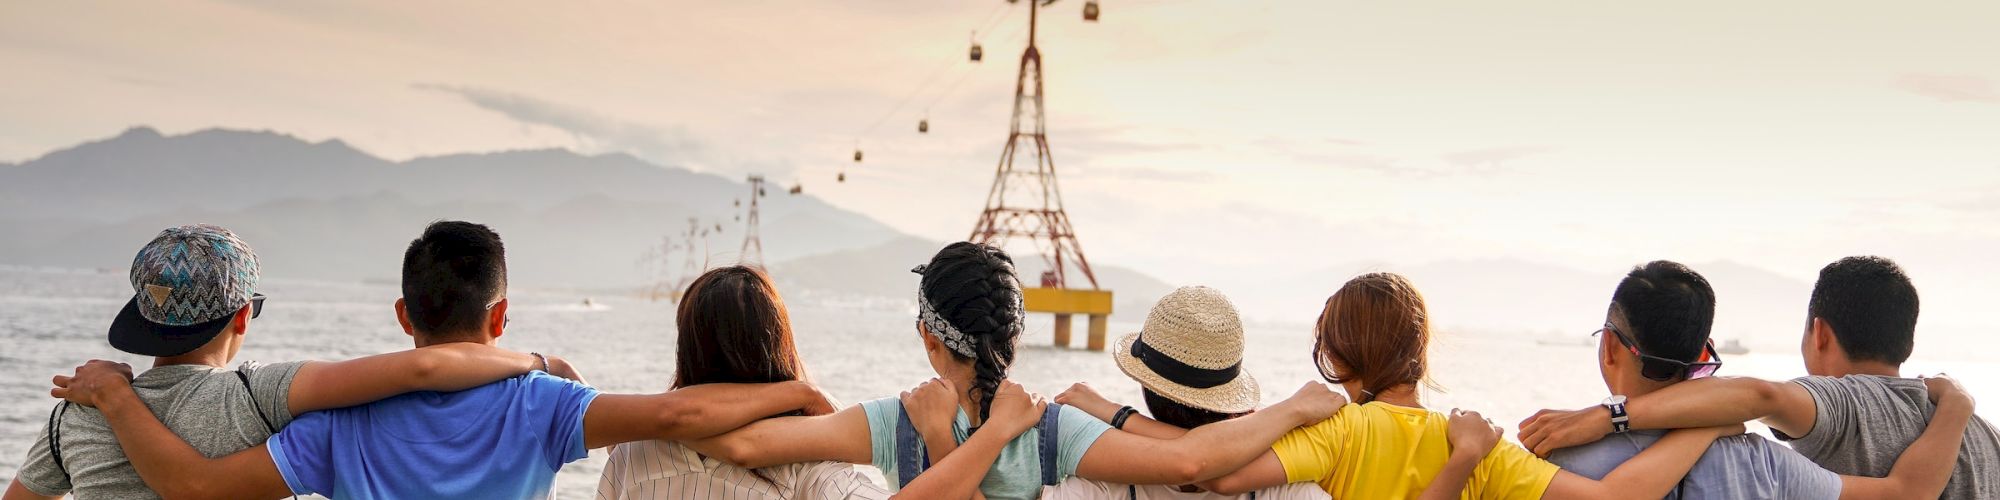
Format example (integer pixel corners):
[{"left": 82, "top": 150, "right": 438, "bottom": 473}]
[{"left": 2, "top": 266, "right": 1994, "bottom": 499}]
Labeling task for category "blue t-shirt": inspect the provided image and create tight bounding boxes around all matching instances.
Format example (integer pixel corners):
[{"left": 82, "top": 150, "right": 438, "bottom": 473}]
[
  {"left": 265, "top": 372, "right": 600, "bottom": 499},
  {"left": 1548, "top": 430, "right": 1841, "bottom": 500},
  {"left": 860, "top": 397, "right": 1111, "bottom": 500}
]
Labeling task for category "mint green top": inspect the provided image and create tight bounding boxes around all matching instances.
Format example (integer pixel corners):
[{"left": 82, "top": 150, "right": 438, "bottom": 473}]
[{"left": 860, "top": 397, "right": 1112, "bottom": 500}]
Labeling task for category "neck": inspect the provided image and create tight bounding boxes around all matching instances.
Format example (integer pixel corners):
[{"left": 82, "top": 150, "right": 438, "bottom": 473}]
[
  {"left": 153, "top": 350, "right": 228, "bottom": 369},
  {"left": 1616, "top": 376, "right": 1673, "bottom": 397},
  {"left": 942, "top": 369, "right": 982, "bottom": 427},
  {"left": 1845, "top": 360, "right": 1901, "bottom": 377},
  {"left": 1366, "top": 383, "right": 1421, "bottom": 408},
  {"left": 413, "top": 332, "right": 493, "bottom": 348}
]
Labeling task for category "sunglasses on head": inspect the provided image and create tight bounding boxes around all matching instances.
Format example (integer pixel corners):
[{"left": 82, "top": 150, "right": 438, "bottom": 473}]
[{"left": 1592, "top": 322, "right": 1722, "bottom": 382}]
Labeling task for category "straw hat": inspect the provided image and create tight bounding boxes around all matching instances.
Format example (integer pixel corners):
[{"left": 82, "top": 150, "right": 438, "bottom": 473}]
[{"left": 1113, "top": 286, "right": 1259, "bottom": 413}]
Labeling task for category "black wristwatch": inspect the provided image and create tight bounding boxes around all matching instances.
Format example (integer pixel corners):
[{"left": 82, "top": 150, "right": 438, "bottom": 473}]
[{"left": 1602, "top": 395, "right": 1630, "bottom": 434}]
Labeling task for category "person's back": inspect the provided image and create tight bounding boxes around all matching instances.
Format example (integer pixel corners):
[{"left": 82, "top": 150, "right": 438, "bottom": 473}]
[
  {"left": 1549, "top": 430, "right": 1839, "bottom": 499},
  {"left": 1272, "top": 402, "right": 1556, "bottom": 500},
  {"left": 1782, "top": 374, "right": 2000, "bottom": 499},
  {"left": 597, "top": 439, "right": 890, "bottom": 500},
  {"left": 17, "top": 363, "right": 298, "bottom": 499},
  {"left": 861, "top": 399, "right": 1109, "bottom": 500},
  {"left": 267, "top": 371, "right": 596, "bottom": 499},
  {"left": 1044, "top": 478, "right": 1328, "bottom": 500}
]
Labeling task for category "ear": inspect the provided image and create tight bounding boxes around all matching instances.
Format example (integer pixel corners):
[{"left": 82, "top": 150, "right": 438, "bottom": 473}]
[
  {"left": 1598, "top": 332, "right": 1617, "bottom": 368},
  {"left": 230, "top": 303, "right": 253, "bottom": 337},
  {"left": 395, "top": 298, "right": 416, "bottom": 337},
  {"left": 1810, "top": 318, "right": 1837, "bottom": 355},
  {"left": 487, "top": 298, "right": 509, "bottom": 339},
  {"left": 917, "top": 323, "right": 941, "bottom": 354}
]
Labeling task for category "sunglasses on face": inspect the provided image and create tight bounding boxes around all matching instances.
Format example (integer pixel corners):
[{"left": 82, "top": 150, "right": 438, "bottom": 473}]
[
  {"left": 249, "top": 293, "right": 266, "bottom": 319},
  {"left": 1592, "top": 322, "right": 1722, "bottom": 382}
]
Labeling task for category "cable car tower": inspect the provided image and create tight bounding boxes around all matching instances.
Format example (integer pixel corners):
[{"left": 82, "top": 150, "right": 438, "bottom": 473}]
[
  {"left": 970, "top": 0, "right": 1113, "bottom": 350},
  {"left": 741, "top": 175, "right": 767, "bottom": 266}
]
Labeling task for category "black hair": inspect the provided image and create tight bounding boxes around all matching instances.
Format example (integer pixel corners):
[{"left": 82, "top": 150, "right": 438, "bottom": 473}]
[
  {"left": 1609, "top": 261, "right": 1716, "bottom": 364},
  {"left": 1808, "top": 256, "right": 1919, "bottom": 365},
  {"left": 401, "top": 220, "right": 508, "bottom": 337},
  {"left": 917, "top": 242, "right": 1024, "bottom": 431},
  {"left": 1141, "top": 389, "right": 1242, "bottom": 429}
]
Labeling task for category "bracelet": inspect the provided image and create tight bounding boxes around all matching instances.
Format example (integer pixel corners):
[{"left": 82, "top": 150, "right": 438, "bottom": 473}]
[
  {"left": 1110, "top": 406, "right": 1137, "bottom": 429},
  {"left": 530, "top": 352, "right": 550, "bottom": 372}
]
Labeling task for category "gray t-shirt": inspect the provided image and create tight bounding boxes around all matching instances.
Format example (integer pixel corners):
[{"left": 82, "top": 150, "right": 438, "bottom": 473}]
[
  {"left": 1781, "top": 375, "right": 2000, "bottom": 500},
  {"left": 14, "top": 361, "right": 305, "bottom": 499},
  {"left": 1548, "top": 430, "right": 1841, "bottom": 500}
]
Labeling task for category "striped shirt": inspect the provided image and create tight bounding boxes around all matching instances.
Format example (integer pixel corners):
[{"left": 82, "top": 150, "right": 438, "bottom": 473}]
[{"left": 596, "top": 439, "right": 893, "bottom": 500}]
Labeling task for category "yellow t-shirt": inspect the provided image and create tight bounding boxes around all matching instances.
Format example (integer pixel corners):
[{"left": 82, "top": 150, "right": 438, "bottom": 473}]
[{"left": 1270, "top": 402, "right": 1558, "bottom": 500}]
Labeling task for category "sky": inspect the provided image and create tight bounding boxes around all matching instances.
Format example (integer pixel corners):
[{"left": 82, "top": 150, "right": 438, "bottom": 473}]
[{"left": 4, "top": 1, "right": 1999, "bottom": 334}]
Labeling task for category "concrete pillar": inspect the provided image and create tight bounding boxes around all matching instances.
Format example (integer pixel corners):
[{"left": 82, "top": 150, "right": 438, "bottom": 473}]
[
  {"left": 1053, "top": 313, "right": 1073, "bottom": 348},
  {"left": 1086, "top": 314, "right": 1109, "bottom": 351}
]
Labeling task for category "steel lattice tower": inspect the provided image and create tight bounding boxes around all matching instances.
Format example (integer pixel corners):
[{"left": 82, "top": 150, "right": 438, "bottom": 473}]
[
  {"left": 740, "top": 175, "right": 766, "bottom": 266},
  {"left": 969, "top": 0, "right": 1099, "bottom": 290}
]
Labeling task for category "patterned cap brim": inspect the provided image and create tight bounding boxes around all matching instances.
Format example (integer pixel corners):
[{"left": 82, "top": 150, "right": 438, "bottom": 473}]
[{"left": 108, "top": 296, "right": 234, "bottom": 357}]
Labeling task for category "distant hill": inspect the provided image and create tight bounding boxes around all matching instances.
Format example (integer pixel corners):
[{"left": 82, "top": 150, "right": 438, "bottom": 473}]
[
  {"left": 0, "top": 127, "right": 912, "bottom": 289},
  {"left": 771, "top": 237, "right": 1175, "bottom": 315}
]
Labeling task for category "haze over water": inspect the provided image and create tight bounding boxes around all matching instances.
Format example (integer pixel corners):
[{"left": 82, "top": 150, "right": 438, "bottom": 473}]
[{"left": 5, "top": 266, "right": 1996, "bottom": 500}]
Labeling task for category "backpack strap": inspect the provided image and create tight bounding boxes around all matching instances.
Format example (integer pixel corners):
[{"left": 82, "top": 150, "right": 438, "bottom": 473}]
[
  {"left": 1038, "top": 403, "right": 1063, "bottom": 486},
  {"left": 893, "top": 401, "right": 931, "bottom": 487},
  {"left": 236, "top": 368, "right": 278, "bottom": 434},
  {"left": 47, "top": 402, "right": 70, "bottom": 476}
]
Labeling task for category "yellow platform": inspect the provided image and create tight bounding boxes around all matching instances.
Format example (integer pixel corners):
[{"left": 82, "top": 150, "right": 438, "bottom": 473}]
[{"left": 1022, "top": 287, "right": 1113, "bottom": 350}]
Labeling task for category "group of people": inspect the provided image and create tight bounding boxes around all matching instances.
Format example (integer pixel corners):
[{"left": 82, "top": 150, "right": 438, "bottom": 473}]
[{"left": 3, "top": 220, "right": 1995, "bottom": 500}]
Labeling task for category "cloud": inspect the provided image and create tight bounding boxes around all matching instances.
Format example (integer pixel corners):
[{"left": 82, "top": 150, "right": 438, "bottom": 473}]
[
  {"left": 1894, "top": 74, "right": 2000, "bottom": 103},
  {"left": 1440, "top": 145, "right": 1554, "bottom": 172},
  {"left": 412, "top": 83, "right": 707, "bottom": 166}
]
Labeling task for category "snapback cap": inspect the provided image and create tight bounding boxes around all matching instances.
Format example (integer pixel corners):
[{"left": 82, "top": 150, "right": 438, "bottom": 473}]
[{"left": 108, "top": 224, "right": 261, "bottom": 356}]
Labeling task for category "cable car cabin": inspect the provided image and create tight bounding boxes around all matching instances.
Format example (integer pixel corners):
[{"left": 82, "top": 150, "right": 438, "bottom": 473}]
[
  {"left": 853, "top": 149, "right": 864, "bottom": 162},
  {"left": 1083, "top": 1, "right": 1099, "bottom": 21},
  {"left": 789, "top": 184, "right": 803, "bottom": 195},
  {"left": 970, "top": 43, "right": 983, "bottom": 62},
  {"left": 837, "top": 171, "right": 847, "bottom": 182},
  {"left": 918, "top": 119, "right": 929, "bottom": 133}
]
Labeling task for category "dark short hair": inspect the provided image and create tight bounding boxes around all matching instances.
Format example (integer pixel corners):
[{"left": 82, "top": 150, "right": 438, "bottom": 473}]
[
  {"left": 1141, "top": 389, "right": 1242, "bottom": 429},
  {"left": 1809, "top": 256, "right": 1918, "bottom": 364},
  {"left": 673, "top": 266, "right": 804, "bottom": 389},
  {"left": 1610, "top": 261, "right": 1716, "bottom": 364},
  {"left": 400, "top": 221, "right": 507, "bottom": 337}
]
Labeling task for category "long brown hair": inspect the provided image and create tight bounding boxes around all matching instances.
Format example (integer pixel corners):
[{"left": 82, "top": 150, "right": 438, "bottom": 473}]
[
  {"left": 672, "top": 266, "right": 805, "bottom": 389},
  {"left": 1313, "top": 272, "right": 1436, "bottom": 404}
]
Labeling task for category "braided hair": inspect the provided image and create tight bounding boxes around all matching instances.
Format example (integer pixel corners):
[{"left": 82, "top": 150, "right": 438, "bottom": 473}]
[{"left": 918, "top": 242, "right": 1025, "bottom": 430}]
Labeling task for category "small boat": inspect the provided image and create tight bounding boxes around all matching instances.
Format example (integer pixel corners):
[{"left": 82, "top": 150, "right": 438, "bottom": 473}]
[{"left": 1718, "top": 339, "right": 1749, "bottom": 356}]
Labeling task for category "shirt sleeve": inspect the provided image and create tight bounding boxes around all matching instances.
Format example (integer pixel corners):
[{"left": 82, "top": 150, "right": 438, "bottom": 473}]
[
  {"left": 1270, "top": 407, "right": 1349, "bottom": 484},
  {"left": 858, "top": 397, "right": 903, "bottom": 483},
  {"left": 13, "top": 404, "right": 71, "bottom": 496},
  {"left": 265, "top": 410, "right": 338, "bottom": 496},
  {"left": 1054, "top": 404, "right": 1113, "bottom": 478},
  {"left": 1765, "top": 440, "right": 1844, "bottom": 500},
  {"left": 1468, "top": 441, "right": 1559, "bottom": 500},
  {"left": 1782, "top": 376, "right": 1851, "bottom": 446},
  {"left": 531, "top": 373, "right": 602, "bottom": 468},
  {"left": 244, "top": 360, "right": 307, "bottom": 428}
]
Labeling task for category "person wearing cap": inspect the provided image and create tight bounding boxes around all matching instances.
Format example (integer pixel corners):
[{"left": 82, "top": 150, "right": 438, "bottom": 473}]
[
  {"left": 4, "top": 224, "right": 565, "bottom": 500},
  {"left": 1045, "top": 285, "right": 1331, "bottom": 500},
  {"left": 41, "top": 220, "right": 838, "bottom": 500}
]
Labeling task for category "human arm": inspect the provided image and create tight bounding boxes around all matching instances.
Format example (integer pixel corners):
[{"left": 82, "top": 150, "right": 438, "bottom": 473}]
[
  {"left": 1073, "top": 382, "right": 1346, "bottom": 485},
  {"left": 582, "top": 380, "right": 836, "bottom": 449},
  {"left": 1518, "top": 376, "right": 1817, "bottom": 456},
  {"left": 50, "top": 360, "right": 293, "bottom": 500},
  {"left": 286, "top": 342, "right": 553, "bottom": 414},
  {"left": 901, "top": 377, "right": 968, "bottom": 474},
  {"left": 682, "top": 404, "right": 876, "bottom": 469},
  {"left": 1539, "top": 424, "right": 1741, "bottom": 499},
  {"left": 892, "top": 381, "right": 1047, "bottom": 499},
  {"left": 1835, "top": 375, "right": 1974, "bottom": 500},
  {"left": 4, "top": 480, "right": 60, "bottom": 500},
  {"left": 1417, "top": 409, "right": 1505, "bottom": 500},
  {"left": 1055, "top": 382, "right": 1190, "bottom": 440}
]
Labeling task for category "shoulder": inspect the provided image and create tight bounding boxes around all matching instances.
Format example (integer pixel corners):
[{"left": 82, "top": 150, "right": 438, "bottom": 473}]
[
  {"left": 857, "top": 397, "right": 901, "bottom": 424},
  {"left": 1544, "top": 432, "right": 1651, "bottom": 478}
]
